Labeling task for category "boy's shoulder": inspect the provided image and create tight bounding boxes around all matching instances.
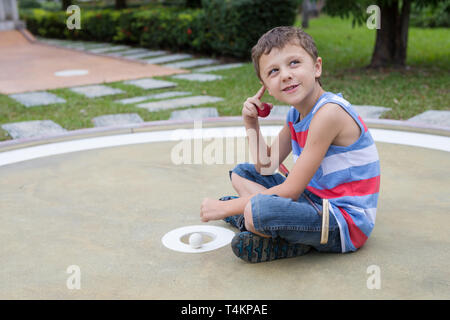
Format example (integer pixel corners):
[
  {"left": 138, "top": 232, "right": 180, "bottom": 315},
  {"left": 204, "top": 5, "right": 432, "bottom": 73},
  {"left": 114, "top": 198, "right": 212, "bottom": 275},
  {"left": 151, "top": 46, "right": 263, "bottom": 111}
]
[
  {"left": 311, "top": 102, "right": 347, "bottom": 128},
  {"left": 311, "top": 92, "right": 355, "bottom": 123}
]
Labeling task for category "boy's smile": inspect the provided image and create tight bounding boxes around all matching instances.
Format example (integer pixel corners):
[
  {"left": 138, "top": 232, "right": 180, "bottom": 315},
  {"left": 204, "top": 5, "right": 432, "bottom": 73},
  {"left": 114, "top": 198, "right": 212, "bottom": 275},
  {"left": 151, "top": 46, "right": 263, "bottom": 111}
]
[{"left": 259, "top": 43, "right": 323, "bottom": 113}]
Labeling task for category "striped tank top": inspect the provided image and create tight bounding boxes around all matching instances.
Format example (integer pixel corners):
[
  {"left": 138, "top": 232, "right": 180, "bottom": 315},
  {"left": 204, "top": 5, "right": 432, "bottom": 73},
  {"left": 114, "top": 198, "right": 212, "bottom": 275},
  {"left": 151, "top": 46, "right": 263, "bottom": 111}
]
[{"left": 286, "top": 92, "right": 381, "bottom": 252}]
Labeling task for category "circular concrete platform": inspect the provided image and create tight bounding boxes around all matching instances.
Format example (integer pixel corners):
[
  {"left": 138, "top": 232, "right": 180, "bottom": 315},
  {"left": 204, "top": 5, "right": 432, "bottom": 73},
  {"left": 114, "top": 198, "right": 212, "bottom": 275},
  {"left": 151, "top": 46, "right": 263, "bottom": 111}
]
[{"left": 0, "top": 123, "right": 449, "bottom": 299}]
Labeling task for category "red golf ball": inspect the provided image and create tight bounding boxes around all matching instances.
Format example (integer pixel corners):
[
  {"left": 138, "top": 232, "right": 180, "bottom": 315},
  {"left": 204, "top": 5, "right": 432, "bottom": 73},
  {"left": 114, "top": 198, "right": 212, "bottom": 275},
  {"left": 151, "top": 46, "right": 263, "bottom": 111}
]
[{"left": 257, "top": 103, "right": 271, "bottom": 118}]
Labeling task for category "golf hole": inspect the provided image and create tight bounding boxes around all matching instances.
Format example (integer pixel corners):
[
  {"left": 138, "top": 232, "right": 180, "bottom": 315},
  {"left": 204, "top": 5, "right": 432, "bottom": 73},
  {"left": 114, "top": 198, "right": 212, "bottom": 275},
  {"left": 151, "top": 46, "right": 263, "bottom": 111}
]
[
  {"left": 180, "top": 232, "right": 215, "bottom": 245},
  {"left": 54, "top": 69, "right": 89, "bottom": 77},
  {"left": 161, "top": 225, "right": 235, "bottom": 253}
]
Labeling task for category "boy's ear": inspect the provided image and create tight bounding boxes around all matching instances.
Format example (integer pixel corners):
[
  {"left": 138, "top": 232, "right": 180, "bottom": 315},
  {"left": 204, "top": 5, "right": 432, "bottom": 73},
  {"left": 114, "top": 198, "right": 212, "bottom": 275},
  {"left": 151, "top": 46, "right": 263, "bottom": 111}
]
[{"left": 315, "top": 57, "right": 323, "bottom": 79}]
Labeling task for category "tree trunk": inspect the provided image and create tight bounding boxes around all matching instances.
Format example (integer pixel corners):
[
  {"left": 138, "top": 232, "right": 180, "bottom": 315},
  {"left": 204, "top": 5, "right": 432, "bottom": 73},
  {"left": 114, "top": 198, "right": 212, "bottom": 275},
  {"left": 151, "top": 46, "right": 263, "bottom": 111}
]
[
  {"left": 302, "top": 0, "right": 311, "bottom": 28},
  {"left": 369, "top": 0, "right": 411, "bottom": 68},
  {"left": 186, "top": 0, "right": 202, "bottom": 8},
  {"left": 62, "top": 0, "right": 72, "bottom": 11},
  {"left": 115, "top": 0, "right": 127, "bottom": 10}
]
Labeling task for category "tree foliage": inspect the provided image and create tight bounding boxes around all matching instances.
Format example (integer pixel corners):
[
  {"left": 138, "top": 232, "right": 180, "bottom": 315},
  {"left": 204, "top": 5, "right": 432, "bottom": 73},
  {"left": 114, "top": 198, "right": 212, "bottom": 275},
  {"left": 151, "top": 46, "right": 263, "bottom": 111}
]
[{"left": 324, "top": 0, "right": 441, "bottom": 26}]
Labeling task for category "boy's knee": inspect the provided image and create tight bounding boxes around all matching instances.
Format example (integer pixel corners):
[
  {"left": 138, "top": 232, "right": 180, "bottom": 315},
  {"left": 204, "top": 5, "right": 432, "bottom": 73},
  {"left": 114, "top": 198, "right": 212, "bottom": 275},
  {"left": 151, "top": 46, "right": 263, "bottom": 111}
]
[
  {"left": 230, "top": 172, "right": 244, "bottom": 189},
  {"left": 244, "top": 201, "right": 254, "bottom": 231},
  {"left": 231, "top": 163, "right": 255, "bottom": 177}
]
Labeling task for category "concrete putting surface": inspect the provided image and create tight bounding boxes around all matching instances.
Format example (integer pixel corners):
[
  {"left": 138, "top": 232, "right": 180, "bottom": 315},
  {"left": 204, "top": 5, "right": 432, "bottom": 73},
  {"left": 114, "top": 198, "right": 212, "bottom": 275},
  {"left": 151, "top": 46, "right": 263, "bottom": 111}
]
[{"left": 0, "top": 124, "right": 449, "bottom": 299}]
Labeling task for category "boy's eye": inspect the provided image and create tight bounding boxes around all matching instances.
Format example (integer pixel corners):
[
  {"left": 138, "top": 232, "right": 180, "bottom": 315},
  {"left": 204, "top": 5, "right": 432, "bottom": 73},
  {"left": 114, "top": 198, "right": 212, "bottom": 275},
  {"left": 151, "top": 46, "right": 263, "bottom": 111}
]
[
  {"left": 268, "top": 68, "right": 278, "bottom": 76},
  {"left": 290, "top": 60, "right": 300, "bottom": 66}
]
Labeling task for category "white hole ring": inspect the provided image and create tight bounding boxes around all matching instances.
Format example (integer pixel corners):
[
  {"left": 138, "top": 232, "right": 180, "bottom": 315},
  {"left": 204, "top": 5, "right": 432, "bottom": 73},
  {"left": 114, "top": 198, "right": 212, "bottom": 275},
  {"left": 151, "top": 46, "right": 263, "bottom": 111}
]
[
  {"left": 161, "top": 225, "right": 236, "bottom": 253},
  {"left": 54, "top": 69, "right": 89, "bottom": 77}
]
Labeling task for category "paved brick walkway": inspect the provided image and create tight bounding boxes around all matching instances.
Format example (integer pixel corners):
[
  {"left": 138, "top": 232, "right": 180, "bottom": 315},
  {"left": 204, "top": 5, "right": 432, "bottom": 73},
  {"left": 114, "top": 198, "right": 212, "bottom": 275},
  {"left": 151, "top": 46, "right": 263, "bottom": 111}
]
[{"left": 0, "top": 31, "right": 185, "bottom": 94}]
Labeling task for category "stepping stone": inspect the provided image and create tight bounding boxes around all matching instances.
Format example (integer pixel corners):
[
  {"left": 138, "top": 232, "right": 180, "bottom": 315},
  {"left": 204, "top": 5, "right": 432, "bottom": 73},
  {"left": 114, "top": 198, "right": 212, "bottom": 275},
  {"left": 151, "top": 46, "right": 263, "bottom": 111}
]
[
  {"left": 82, "top": 42, "right": 112, "bottom": 50},
  {"left": 1, "top": 120, "right": 67, "bottom": 139},
  {"left": 193, "top": 63, "right": 244, "bottom": 73},
  {"left": 162, "top": 58, "right": 219, "bottom": 69},
  {"left": 9, "top": 91, "right": 66, "bottom": 107},
  {"left": 123, "top": 78, "right": 177, "bottom": 90},
  {"left": 169, "top": 107, "right": 219, "bottom": 120},
  {"left": 92, "top": 113, "right": 144, "bottom": 127},
  {"left": 267, "top": 106, "right": 291, "bottom": 119},
  {"left": 88, "top": 45, "right": 130, "bottom": 54},
  {"left": 39, "top": 39, "right": 72, "bottom": 46},
  {"left": 145, "top": 54, "right": 193, "bottom": 65},
  {"left": 116, "top": 91, "right": 191, "bottom": 105},
  {"left": 63, "top": 43, "right": 86, "bottom": 50},
  {"left": 171, "top": 73, "right": 223, "bottom": 82},
  {"left": 125, "top": 50, "right": 167, "bottom": 60},
  {"left": 69, "top": 85, "right": 124, "bottom": 98},
  {"left": 407, "top": 110, "right": 450, "bottom": 127},
  {"left": 107, "top": 48, "right": 149, "bottom": 57},
  {"left": 352, "top": 105, "right": 391, "bottom": 119},
  {"left": 137, "top": 95, "right": 224, "bottom": 112}
]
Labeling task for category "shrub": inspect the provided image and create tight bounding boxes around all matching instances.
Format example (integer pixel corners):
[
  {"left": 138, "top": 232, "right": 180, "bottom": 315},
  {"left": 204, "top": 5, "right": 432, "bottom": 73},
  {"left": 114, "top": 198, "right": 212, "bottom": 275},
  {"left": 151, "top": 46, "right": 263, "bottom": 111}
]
[
  {"left": 21, "top": 0, "right": 299, "bottom": 59},
  {"left": 19, "top": 0, "right": 41, "bottom": 9},
  {"left": 201, "top": 0, "right": 299, "bottom": 58}
]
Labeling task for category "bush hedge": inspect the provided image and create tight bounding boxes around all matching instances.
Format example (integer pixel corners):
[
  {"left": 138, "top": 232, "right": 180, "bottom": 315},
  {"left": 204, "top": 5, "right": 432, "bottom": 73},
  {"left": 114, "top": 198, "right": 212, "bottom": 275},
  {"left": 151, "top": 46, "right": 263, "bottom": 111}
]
[{"left": 20, "top": 0, "right": 299, "bottom": 59}]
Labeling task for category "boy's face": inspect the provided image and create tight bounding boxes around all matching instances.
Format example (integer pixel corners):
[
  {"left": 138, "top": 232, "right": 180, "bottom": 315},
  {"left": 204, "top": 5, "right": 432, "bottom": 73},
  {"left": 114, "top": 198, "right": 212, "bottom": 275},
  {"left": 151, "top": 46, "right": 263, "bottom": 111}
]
[{"left": 258, "top": 42, "right": 322, "bottom": 108}]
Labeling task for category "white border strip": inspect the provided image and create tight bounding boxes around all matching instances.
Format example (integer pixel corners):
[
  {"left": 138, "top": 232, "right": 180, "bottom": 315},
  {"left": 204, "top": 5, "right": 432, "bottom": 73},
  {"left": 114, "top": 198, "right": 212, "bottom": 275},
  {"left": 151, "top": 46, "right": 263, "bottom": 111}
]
[{"left": 0, "top": 126, "right": 448, "bottom": 167}]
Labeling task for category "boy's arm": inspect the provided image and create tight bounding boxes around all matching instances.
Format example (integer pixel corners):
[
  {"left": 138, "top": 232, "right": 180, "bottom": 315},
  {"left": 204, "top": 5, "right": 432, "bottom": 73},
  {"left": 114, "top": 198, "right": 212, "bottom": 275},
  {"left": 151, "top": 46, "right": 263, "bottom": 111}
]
[
  {"left": 218, "top": 103, "right": 343, "bottom": 218},
  {"left": 251, "top": 122, "right": 292, "bottom": 175},
  {"left": 243, "top": 85, "right": 292, "bottom": 174},
  {"left": 266, "top": 103, "right": 344, "bottom": 200}
]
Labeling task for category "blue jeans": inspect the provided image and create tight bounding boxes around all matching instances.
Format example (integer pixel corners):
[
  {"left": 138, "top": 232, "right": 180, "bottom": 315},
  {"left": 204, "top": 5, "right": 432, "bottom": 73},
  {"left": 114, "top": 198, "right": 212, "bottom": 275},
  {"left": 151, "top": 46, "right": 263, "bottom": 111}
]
[{"left": 230, "top": 163, "right": 342, "bottom": 253}]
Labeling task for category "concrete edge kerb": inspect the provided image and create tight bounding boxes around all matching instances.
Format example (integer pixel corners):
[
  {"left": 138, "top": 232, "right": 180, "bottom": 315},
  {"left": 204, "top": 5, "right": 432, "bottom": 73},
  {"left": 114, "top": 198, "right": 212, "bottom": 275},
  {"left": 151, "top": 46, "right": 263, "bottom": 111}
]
[{"left": 0, "top": 116, "right": 449, "bottom": 153}]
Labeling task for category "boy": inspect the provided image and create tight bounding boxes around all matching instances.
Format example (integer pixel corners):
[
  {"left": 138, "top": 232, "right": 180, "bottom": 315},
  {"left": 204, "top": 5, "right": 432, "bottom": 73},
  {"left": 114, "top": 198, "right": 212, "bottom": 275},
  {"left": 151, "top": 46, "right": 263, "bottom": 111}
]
[{"left": 200, "top": 26, "right": 380, "bottom": 263}]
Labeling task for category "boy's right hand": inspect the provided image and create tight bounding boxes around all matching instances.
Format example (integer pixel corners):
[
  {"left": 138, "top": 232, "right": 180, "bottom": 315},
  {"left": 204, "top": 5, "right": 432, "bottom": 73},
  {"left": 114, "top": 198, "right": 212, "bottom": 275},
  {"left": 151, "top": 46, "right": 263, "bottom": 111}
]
[{"left": 242, "top": 85, "right": 273, "bottom": 122}]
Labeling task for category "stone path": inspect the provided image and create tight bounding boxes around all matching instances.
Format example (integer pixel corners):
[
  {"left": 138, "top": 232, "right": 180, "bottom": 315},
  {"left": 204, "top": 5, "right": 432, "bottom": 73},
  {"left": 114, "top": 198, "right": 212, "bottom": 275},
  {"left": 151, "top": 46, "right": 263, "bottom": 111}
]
[
  {"left": 136, "top": 95, "right": 224, "bottom": 112},
  {"left": 92, "top": 113, "right": 144, "bottom": 127},
  {"left": 123, "top": 78, "right": 177, "bottom": 90},
  {"left": 115, "top": 91, "right": 192, "bottom": 105},
  {"left": 407, "top": 110, "right": 450, "bottom": 128},
  {"left": 352, "top": 105, "right": 391, "bottom": 119},
  {"left": 107, "top": 48, "right": 149, "bottom": 57},
  {"left": 163, "top": 58, "right": 219, "bottom": 69},
  {"left": 144, "top": 54, "right": 193, "bottom": 65},
  {"left": 169, "top": 107, "right": 219, "bottom": 120},
  {"left": 193, "top": 63, "right": 244, "bottom": 73},
  {"left": 8, "top": 91, "right": 66, "bottom": 107},
  {"left": 1, "top": 37, "right": 448, "bottom": 140},
  {"left": 171, "top": 73, "right": 223, "bottom": 82},
  {"left": 124, "top": 50, "right": 167, "bottom": 60},
  {"left": 1, "top": 120, "right": 67, "bottom": 139},
  {"left": 69, "top": 85, "right": 125, "bottom": 98},
  {"left": 88, "top": 45, "right": 130, "bottom": 54}
]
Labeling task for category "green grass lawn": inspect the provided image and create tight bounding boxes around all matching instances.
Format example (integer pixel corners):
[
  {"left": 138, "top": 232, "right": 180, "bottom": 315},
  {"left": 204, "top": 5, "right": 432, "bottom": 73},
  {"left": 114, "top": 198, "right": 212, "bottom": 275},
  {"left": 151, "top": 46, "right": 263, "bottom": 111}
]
[{"left": 0, "top": 15, "right": 449, "bottom": 142}]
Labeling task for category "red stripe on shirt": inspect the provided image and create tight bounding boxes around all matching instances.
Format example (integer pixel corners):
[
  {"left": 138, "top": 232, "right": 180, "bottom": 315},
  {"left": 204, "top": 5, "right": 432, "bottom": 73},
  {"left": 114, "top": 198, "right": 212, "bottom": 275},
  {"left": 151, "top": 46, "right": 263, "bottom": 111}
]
[
  {"left": 339, "top": 207, "right": 368, "bottom": 249},
  {"left": 288, "top": 122, "right": 308, "bottom": 148},
  {"left": 306, "top": 175, "right": 380, "bottom": 199},
  {"left": 358, "top": 116, "right": 368, "bottom": 132}
]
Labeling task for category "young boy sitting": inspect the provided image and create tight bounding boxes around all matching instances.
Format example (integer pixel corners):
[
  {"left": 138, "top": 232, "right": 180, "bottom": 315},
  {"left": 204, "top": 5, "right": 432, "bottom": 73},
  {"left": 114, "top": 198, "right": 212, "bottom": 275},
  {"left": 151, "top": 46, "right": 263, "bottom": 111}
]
[{"left": 200, "top": 26, "right": 381, "bottom": 263}]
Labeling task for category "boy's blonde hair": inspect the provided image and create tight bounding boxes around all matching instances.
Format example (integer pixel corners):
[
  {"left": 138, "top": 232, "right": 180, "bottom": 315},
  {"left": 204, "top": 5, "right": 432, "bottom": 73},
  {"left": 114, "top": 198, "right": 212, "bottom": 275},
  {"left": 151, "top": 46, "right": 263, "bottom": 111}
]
[{"left": 251, "top": 26, "right": 322, "bottom": 86}]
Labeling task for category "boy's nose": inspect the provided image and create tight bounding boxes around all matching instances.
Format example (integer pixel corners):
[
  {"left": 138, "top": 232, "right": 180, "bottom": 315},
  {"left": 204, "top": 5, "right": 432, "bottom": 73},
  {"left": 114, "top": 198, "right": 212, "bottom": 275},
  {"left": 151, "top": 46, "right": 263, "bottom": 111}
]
[{"left": 280, "top": 68, "right": 293, "bottom": 81}]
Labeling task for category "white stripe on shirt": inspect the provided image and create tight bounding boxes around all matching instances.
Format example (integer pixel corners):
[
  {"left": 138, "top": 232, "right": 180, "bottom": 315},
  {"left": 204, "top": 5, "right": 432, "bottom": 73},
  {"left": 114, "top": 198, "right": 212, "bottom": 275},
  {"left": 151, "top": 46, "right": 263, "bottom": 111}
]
[{"left": 320, "top": 144, "right": 379, "bottom": 176}]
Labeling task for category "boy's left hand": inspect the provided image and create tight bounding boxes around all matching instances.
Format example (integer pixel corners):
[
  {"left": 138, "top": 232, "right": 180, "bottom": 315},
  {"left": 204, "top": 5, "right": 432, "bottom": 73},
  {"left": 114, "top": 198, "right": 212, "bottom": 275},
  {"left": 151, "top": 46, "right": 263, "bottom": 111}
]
[{"left": 200, "top": 198, "right": 227, "bottom": 222}]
